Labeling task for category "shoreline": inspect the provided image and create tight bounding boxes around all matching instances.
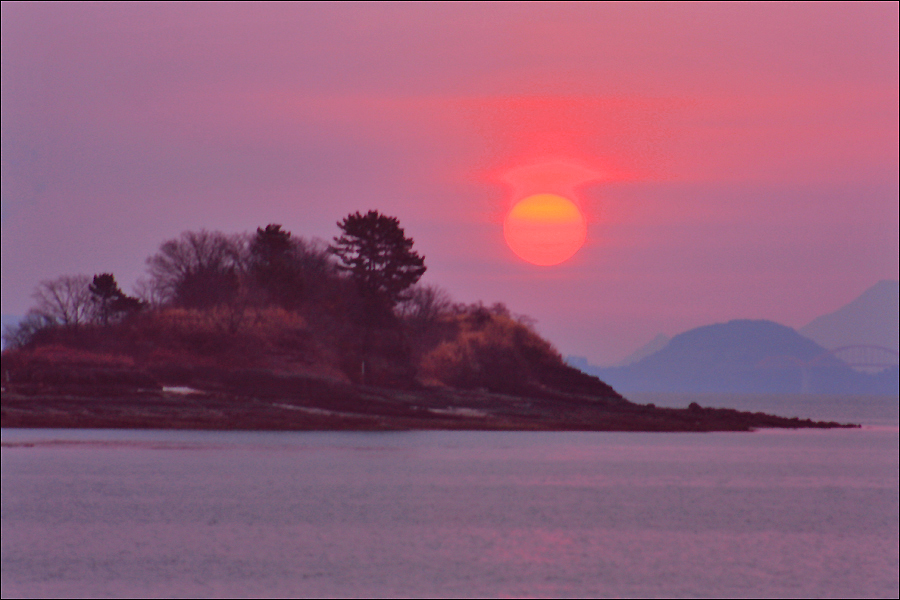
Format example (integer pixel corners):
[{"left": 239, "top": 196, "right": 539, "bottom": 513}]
[{"left": 1, "top": 376, "right": 858, "bottom": 432}]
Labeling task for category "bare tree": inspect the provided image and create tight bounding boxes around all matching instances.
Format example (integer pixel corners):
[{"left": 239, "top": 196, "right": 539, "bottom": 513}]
[
  {"left": 146, "top": 230, "right": 246, "bottom": 308},
  {"left": 133, "top": 276, "right": 168, "bottom": 309},
  {"left": 30, "top": 275, "right": 94, "bottom": 328},
  {"left": 396, "top": 283, "right": 453, "bottom": 326}
]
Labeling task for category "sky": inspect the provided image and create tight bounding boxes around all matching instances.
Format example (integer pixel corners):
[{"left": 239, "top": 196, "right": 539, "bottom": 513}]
[{"left": 2, "top": 2, "right": 898, "bottom": 365}]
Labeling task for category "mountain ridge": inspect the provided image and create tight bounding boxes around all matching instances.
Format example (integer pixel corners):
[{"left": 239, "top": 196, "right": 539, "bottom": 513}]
[
  {"left": 799, "top": 279, "right": 899, "bottom": 354},
  {"left": 583, "top": 319, "right": 897, "bottom": 394}
]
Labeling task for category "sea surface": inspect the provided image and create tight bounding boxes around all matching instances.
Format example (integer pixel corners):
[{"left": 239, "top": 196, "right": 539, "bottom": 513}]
[{"left": 2, "top": 394, "right": 898, "bottom": 598}]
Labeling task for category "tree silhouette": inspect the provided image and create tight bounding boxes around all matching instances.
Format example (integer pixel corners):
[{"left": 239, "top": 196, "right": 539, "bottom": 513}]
[
  {"left": 89, "top": 273, "right": 143, "bottom": 325},
  {"left": 250, "top": 224, "right": 300, "bottom": 308},
  {"left": 330, "top": 211, "right": 426, "bottom": 384},
  {"left": 89, "top": 273, "right": 123, "bottom": 325},
  {"left": 30, "top": 275, "right": 93, "bottom": 328},
  {"left": 330, "top": 211, "right": 426, "bottom": 313},
  {"left": 146, "top": 230, "right": 243, "bottom": 308}
]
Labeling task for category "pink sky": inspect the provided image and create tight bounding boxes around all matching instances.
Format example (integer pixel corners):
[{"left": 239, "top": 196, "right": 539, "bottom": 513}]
[{"left": 2, "top": 3, "right": 897, "bottom": 364}]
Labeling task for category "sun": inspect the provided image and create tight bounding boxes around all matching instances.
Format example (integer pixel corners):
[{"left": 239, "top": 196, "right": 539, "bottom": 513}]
[{"left": 504, "top": 193, "right": 587, "bottom": 266}]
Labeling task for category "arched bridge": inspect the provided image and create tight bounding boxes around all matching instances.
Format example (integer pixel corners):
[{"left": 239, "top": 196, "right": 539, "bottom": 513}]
[
  {"left": 755, "top": 345, "right": 898, "bottom": 393},
  {"left": 827, "top": 345, "right": 899, "bottom": 371},
  {"left": 757, "top": 345, "right": 898, "bottom": 371}
]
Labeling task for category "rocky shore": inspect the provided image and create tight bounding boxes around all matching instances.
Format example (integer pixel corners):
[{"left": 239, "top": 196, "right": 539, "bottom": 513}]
[{"left": 1, "top": 366, "right": 857, "bottom": 432}]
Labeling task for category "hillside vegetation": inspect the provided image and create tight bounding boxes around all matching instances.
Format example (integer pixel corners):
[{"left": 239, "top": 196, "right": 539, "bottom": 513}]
[
  {"left": 1, "top": 214, "right": 858, "bottom": 431},
  {"left": 2, "top": 216, "right": 617, "bottom": 400}
]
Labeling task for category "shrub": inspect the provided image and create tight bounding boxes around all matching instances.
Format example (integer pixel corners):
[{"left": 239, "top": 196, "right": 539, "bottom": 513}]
[{"left": 417, "top": 306, "right": 562, "bottom": 393}]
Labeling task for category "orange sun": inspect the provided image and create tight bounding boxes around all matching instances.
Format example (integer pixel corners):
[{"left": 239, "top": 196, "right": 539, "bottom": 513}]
[{"left": 504, "top": 193, "right": 587, "bottom": 266}]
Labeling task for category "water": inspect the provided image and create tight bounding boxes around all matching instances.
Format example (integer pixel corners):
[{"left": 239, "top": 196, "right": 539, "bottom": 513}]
[{"left": 2, "top": 395, "right": 898, "bottom": 598}]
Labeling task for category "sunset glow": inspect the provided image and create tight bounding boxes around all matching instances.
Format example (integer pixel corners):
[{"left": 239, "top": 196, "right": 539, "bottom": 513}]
[
  {"left": 504, "top": 194, "right": 587, "bottom": 266},
  {"left": 2, "top": 2, "right": 896, "bottom": 365},
  {"left": 499, "top": 159, "right": 608, "bottom": 199}
]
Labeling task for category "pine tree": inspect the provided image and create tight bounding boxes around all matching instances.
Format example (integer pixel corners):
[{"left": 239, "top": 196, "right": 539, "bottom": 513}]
[
  {"left": 250, "top": 224, "right": 299, "bottom": 308},
  {"left": 89, "top": 273, "right": 142, "bottom": 324},
  {"left": 331, "top": 211, "right": 426, "bottom": 383},
  {"left": 330, "top": 210, "right": 427, "bottom": 312}
]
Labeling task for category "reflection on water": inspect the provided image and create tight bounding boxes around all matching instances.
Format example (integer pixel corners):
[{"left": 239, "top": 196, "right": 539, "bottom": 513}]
[{"left": 2, "top": 394, "right": 898, "bottom": 598}]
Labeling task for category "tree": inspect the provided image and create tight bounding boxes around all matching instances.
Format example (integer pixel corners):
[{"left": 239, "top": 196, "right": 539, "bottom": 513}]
[
  {"left": 396, "top": 283, "right": 453, "bottom": 327},
  {"left": 132, "top": 276, "right": 168, "bottom": 308},
  {"left": 248, "top": 224, "right": 343, "bottom": 309},
  {"left": 88, "top": 273, "right": 143, "bottom": 325},
  {"left": 146, "top": 230, "right": 244, "bottom": 308},
  {"left": 329, "top": 211, "right": 425, "bottom": 384},
  {"left": 330, "top": 210, "right": 426, "bottom": 313},
  {"left": 249, "top": 224, "right": 301, "bottom": 308},
  {"left": 30, "top": 275, "right": 94, "bottom": 328}
]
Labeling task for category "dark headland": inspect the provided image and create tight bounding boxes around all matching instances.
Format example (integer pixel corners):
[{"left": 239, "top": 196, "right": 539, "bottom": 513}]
[
  {"left": 0, "top": 367, "right": 855, "bottom": 432},
  {"left": 1, "top": 342, "right": 856, "bottom": 432},
  {"left": 1, "top": 218, "right": 857, "bottom": 432}
]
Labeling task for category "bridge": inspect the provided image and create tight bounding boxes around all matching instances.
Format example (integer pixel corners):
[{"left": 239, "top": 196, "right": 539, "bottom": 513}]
[
  {"left": 757, "top": 345, "right": 898, "bottom": 371},
  {"left": 827, "top": 345, "right": 899, "bottom": 373},
  {"left": 756, "top": 345, "right": 898, "bottom": 393}
]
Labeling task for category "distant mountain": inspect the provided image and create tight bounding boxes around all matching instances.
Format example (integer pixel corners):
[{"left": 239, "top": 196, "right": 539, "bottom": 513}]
[
  {"left": 615, "top": 333, "right": 670, "bottom": 367},
  {"left": 565, "top": 355, "right": 592, "bottom": 372},
  {"left": 799, "top": 280, "right": 899, "bottom": 356},
  {"left": 565, "top": 334, "right": 670, "bottom": 372},
  {"left": 586, "top": 319, "right": 897, "bottom": 395}
]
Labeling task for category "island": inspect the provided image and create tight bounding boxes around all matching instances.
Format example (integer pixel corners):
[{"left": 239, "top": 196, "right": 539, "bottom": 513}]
[{"left": 1, "top": 215, "right": 856, "bottom": 432}]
